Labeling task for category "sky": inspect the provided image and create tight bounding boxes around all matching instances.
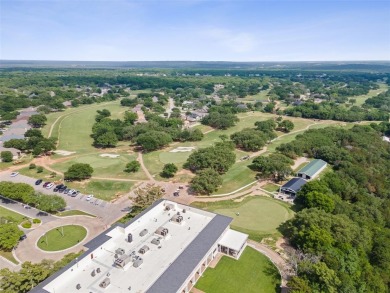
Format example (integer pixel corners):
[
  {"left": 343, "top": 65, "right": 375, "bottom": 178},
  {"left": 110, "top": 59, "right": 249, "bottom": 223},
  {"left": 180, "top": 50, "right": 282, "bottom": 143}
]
[{"left": 0, "top": 0, "right": 389, "bottom": 61}]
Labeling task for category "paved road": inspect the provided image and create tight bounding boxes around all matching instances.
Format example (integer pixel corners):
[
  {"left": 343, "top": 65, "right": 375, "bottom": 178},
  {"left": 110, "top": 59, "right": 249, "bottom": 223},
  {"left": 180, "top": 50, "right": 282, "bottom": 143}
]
[
  {"left": 14, "top": 216, "right": 106, "bottom": 263},
  {"left": 0, "top": 172, "right": 131, "bottom": 225},
  {"left": 0, "top": 196, "right": 56, "bottom": 226}
]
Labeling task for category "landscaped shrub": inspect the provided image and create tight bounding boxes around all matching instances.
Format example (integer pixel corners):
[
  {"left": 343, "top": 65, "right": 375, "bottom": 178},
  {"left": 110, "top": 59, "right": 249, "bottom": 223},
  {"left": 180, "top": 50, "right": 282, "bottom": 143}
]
[
  {"left": 21, "top": 221, "right": 32, "bottom": 229},
  {"left": 29, "top": 163, "right": 36, "bottom": 169},
  {"left": 36, "top": 166, "right": 43, "bottom": 173},
  {"left": 32, "top": 218, "right": 41, "bottom": 224}
]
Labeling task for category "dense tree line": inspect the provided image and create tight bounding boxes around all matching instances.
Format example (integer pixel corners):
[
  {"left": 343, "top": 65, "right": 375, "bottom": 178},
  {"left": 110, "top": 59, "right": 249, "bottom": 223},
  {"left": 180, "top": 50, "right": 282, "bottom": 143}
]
[
  {"left": 0, "top": 182, "right": 66, "bottom": 212},
  {"left": 284, "top": 101, "right": 389, "bottom": 122},
  {"left": 3, "top": 129, "right": 56, "bottom": 156},
  {"left": 276, "top": 125, "right": 390, "bottom": 292},
  {"left": 0, "top": 251, "right": 82, "bottom": 293},
  {"left": 183, "top": 141, "right": 236, "bottom": 194},
  {"left": 364, "top": 89, "right": 390, "bottom": 111}
]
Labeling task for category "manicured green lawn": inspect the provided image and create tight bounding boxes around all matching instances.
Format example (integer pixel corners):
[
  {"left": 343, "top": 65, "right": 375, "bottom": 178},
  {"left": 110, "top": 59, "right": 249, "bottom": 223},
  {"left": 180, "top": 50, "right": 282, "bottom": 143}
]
[
  {"left": 0, "top": 250, "right": 19, "bottom": 264},
  {"left": 55, "top": 210, "right": 96, "bottom": 217},
  {"left": 66, "top": 179, "right": 135, "bottom": 201},
  {"left": 192, "top": 197, "right": 294, "bottom": 241},
  {"left": 51, "top": 153, "right": 147, "bottom": 180},
  {"left": 262, "top": 183, "right": 280, "bottom": 193},
  {"left": 37, "top": 225, "right": 87, "bottom": 251},
  {"left": 43, "top": 101, "right": 125, "bottom": 154},
  {"left": 195, "top": 246, "right": 280, "bottom": 293},
  {"left": 18, "top": 166, "right": 62, "bottom": 181},
  {"left": 349, "top": 82, "right": 388, "bottom": 106},
  {"left": 214, "top": 160, "right": 256, "bottom": 194},
  {"left": 0, "top": 206, "right": 29, "bottom": 224}
]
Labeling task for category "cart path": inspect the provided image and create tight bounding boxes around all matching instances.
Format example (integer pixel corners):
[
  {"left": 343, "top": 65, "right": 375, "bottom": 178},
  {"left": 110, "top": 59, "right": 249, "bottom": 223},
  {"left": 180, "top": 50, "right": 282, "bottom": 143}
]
[{"left": 138, "top": 152, "right": 155, "bottom": 182}]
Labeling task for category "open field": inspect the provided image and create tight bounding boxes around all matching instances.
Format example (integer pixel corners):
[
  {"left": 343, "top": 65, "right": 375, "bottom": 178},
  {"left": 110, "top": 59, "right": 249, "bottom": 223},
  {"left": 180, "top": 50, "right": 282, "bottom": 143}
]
[
  {"left": 66, "top": 179, "right": 135, "bottom": 201},
  {"left": 350, "top": 82, "right": 388, "bottom": 106},
  {"left": 51, "top": 153, "right": 147, "bottom": 180},
  {"left": 195, "top": 246, "right": 280, "bottom": 293},
  {"left": 192, "top": 196, "right": 294, "bottom": 241},
  {"left": 0, "top": 206, "right": 29, "bottom": 224},
  {"left": 262, "top": 183, "right": 280, "bottom": 193},
  {"left": 238, "top": 89, "right": 271, "bottom": 103},
  {"left": 37, "top": 225, "right": 87, "bottom": 251},
  {"left": 18, "top": 166, "right": 62, "bottom": 181},
  {"left": 42, "top": 101, "right": 125, "bottom": 154}
]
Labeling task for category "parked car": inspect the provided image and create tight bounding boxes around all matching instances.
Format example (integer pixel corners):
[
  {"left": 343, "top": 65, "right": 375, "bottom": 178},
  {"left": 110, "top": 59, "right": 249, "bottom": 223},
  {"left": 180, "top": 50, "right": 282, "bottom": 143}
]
[
  {"left": 35, "top": 179, "right": 43, "bottom": 185},
  {"left": 42, "top": 182, "right": 51, "bottom": 188},
  {"left": 53, "top": 184, "right": 64, "bottom": 192},
  {"left": 10, "top": 172, "right": 19, "bottom": 177},
  {"left": 86, "top": 194, "right": 94, "bottom": 201},
  {"left": 46, "top": 183, "right": 54, "bottom": 189},
  {"left": 63, "top": 188, "right": 71, "bottom": 194},
  {"left": 19, "top": 234, "right": 27, "bottom": 241},
  {"left": 67, "top": 189, "right": 75, "bottom": 195},
  {"left": 70, "top": 190, "right": 79, "bottom": 197},
  {"left": 173, "top": 191, "right": 179, "bottom": 197},
  {"left": 58, "top": 185, "right": 67, "bottom": 193}
]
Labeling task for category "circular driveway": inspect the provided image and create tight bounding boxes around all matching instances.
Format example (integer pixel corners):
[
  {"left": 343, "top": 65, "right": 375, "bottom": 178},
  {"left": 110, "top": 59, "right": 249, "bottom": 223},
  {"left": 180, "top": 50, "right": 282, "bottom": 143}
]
[{"left": 15, "top": 216, "right": 105, "bottom": 263}]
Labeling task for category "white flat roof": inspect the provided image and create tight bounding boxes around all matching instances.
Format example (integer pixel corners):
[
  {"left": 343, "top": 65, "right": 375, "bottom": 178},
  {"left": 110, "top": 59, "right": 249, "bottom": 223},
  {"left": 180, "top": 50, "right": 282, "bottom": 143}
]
[
  {"left": 218, "top": 229, "right": 248, "bottom": 251},
  {"left": 42, "top": 200, "right": 221, "bottom": 293}
]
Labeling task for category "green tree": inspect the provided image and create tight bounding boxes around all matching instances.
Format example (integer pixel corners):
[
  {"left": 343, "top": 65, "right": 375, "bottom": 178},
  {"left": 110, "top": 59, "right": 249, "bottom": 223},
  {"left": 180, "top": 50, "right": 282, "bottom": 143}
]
[
  {"left": 0, "top": 182, "right": 34, "bottom": 201},
  {"left": 264, "top": 102, "right": 276, "bottom": 113},
  {"left": 230, "top": 128, "right": 267, "bottom": 151},
  {"left": 95, "top": 131, "right": 118, "bottom": 148},
  {"left": 132, "top": 184, "right": 164, "bottom": 211},
  {"left": 0, "top": 223, "right": 23, "bottom": 251},
  {"left": 64, "top": 163, "right": 94, "bottom": 180},
  {"left": 160, "top": 163, "right": 178, "bottom": 178},
  {"left": 296, "top": 191, "right": 335, "bottom": 212},
  {"left": 123, "top": 111, "right": 138, "bottom": 125},
  {"left": 124, "top": 160, "right": 140, "bottom": 173},
  {"left": 278, "top": 119, "right": 295, "bottom": 132},
  {"left": 250, "top": 153, "right": 293, "bottom": 182},
  {"left": 184, "top": 142, "right": 236, "bottom": 174},
  {"left": 24, "top": 129, "right": 43, "bottom": 138},
  {"left": 190, "top": 168, "right": 223, "bottom": 195},
  {"left": 32, "top": 194, "right": 66, "bottom": 212},
  {"left": 135, "top": 131, "right": 172, "bottom": 152},
  {"left": 28, "top": 114, "right": 47, "bottom": 128},
  {"left": 1, "top": 151, "right": 13, "bottom": 162}
]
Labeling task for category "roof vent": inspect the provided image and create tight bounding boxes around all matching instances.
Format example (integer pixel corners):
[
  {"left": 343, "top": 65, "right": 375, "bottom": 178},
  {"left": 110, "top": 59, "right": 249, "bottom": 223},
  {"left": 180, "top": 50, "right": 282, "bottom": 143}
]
[
  {"left": 99, "top": 277, "right": 111, "bottom": 289},
  {"left": 139, "top": 229, "right": 148, "bottom": 237},
  {"left": 76, "top": 284, "right": 81, "bottom": 290}
]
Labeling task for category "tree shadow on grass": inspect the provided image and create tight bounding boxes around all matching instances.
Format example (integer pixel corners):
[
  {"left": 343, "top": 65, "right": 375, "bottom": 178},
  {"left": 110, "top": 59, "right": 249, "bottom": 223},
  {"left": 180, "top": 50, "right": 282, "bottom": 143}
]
[{"left": 263, "top": 261, "right": 282, "bottom": 293}]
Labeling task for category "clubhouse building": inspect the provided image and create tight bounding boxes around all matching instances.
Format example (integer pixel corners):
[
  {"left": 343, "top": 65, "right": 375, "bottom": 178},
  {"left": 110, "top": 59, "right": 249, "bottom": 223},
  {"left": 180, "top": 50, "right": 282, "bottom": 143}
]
[{"left": 30, "top": 200, "right": 248, "bottom": 293}]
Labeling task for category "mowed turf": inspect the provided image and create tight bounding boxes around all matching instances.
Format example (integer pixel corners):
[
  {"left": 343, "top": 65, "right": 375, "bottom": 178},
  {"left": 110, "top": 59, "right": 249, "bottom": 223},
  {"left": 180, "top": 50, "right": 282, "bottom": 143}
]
[
  {"left": 0, "top": 206, "right": 29, "bottom": 224},
  {"left": 51, "top": 153, "right": 147, "bottom": 180},
  {"left": 66, "top": 180, "right": 135, "bottom": 201},
  {"left": 45, "top": 101, "right": 125, "bottom": 154},
  {"left": 193, "top": 197, "right": 294, "bottom": 241},
  {"left": 37, "top": 225, "right": 87, "bottom": 251},
  {"left": 195, "top": 246, "right": 280, "bottom": 293}
]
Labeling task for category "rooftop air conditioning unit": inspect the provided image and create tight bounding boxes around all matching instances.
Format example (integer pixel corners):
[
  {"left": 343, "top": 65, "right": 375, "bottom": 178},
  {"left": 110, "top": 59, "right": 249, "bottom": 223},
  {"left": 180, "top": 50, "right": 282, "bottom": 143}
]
[
  {"left": 139, "top": 245, "right": 150, "bottom": 254},
  {"left": 115, "top": 248, "right": 125, "bottom": 255},
  {"left": 139, "top": 229, "right": 148, "bottom": 237},
  {"left": 151, "top": 238, "right": 160, "bottom": 245},
  {"left": 99, "top": 278, "right": 111, "bottom": 289}
]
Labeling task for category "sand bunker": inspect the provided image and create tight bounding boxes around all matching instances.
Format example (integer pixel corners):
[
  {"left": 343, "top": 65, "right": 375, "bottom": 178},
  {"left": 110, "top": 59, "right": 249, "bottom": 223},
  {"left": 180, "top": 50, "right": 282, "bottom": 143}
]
[
  {"left": 100, "top": 153, "right": 120, "bottom": 158},
  {"left": 54, "top": 150, "right": 76, "bottom": 156},
  {"left": 170, "top": 147, "right": 196, "bottom": 153}
]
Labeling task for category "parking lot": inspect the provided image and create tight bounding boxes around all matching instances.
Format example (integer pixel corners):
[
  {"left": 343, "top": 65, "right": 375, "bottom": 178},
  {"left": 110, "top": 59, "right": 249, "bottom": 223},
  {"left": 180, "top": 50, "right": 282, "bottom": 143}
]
[{"left": 0, "top": 171, "right": 132, "bottom": 225}]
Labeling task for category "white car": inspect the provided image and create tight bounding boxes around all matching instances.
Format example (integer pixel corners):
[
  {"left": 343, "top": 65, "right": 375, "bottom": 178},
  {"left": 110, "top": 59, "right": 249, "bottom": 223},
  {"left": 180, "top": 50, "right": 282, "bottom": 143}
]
[
  {"left": 46, "top": 183, "right": 54, "bottom": 189},
  {"left": 10, "top": 172, "right": 19, "bottom": 177},
  {"left": 86, "top": 194, "right": 94, "bottom": 201}
]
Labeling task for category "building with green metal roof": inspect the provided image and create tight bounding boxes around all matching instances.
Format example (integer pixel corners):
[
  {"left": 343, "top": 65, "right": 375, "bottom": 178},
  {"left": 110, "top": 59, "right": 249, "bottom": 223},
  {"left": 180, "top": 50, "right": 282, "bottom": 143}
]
[{"left": 297, "top": 159, "right": 327, "bottom": 180}]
